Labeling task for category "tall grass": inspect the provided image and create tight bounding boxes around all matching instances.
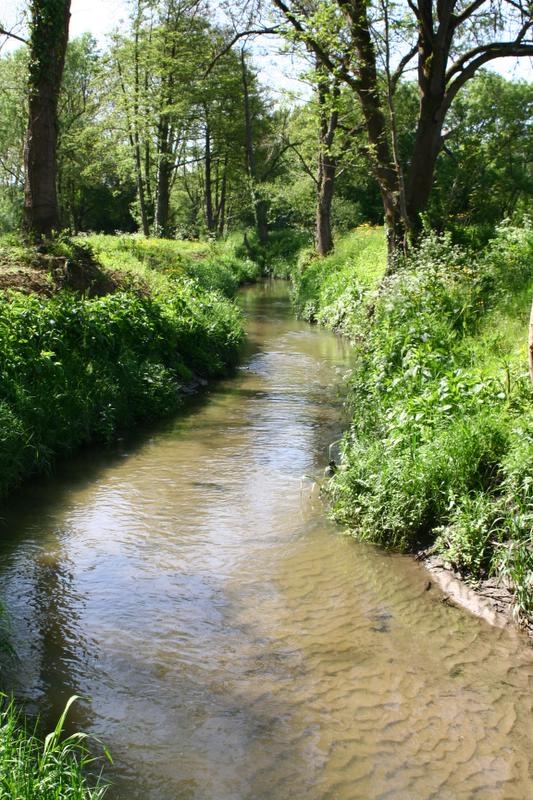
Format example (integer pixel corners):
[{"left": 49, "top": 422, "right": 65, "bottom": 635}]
[
  {"left": 290, "top": 225, "right": 386, "bottom": 333},
  {"left": 0, "top": 695, "right": 109, "bottom": 799}
]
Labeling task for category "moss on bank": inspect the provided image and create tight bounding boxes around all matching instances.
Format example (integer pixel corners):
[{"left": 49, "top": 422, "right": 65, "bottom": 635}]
[
  {"left": 0, "top": 234, "right": 249, "bottom": 500},
  {"left": 291, "top": 223, "right": 533, "bottom": 626}
]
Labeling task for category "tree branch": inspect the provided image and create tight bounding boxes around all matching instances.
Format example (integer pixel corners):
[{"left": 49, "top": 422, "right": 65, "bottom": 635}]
[
  {"left": 0, "top": 27, "right": 28, "bottom": 45},
  {"left": 204, "top": 25, "right": 283, "bottom": 77},
  {"left": 451, "top": 0, "right": 487, "bottom": 29},
  {"left": 391, "top": 43, "right": 418, "bottom": 93},
  {"left": 445, "top": 38, "right": 533, "bottom": 108},
  {"left": 274, "top": 0, "right": 362, "bottom": 94},
  {"left": 289, "top": 142, "right": 318, "bottom": 186}
]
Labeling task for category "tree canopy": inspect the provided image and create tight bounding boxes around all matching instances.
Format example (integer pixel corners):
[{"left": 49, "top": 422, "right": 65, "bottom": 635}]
[{"left": 0, "top": 0, "right": 530, "bottom": 253}]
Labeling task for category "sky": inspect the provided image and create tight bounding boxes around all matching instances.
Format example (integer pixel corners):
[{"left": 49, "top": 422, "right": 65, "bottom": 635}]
[
  {"left": 0, "top": 0, "right": 530, "bottom": 84},
  {"left": 0, "top": 0, "right": 129, "bottom": 48},
  {"left": 0, "top": 0, "right": 308, "bottom": 100}
]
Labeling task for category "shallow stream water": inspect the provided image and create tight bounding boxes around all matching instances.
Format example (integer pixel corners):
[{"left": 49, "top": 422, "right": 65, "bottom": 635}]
[{"left": 0, "top": 282, "right": 531, "bottom": 799}]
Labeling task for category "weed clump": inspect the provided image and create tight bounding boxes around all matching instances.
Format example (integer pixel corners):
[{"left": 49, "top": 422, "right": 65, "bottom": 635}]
[{"left": 0, "top": 695, "right": 109, "bottom": 799}]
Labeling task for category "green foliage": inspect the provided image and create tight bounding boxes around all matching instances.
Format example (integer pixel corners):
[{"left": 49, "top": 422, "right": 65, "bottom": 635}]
[
  {"left": 0, "top": 256, "right": 244, "bottom": 497},
  {"left": 0, "top": 49, "right": 27, "bottom": 232},
  {"left": 0, "top": 695, "right": 109, "bottom": 799},
  {"left": 58, "top": 35, "right": 137, "bottom": 234},
  {"left": 309, "top": 223, "right": 533, "bottom": 621},
  {"left": 291, "top": 225, "right": 386, "bottom": 328},
  {"left": 428, "top": 73, "right": 533, "bottom": 232},
  {"left": 333, "top": 410, "right": 510, "bottom": 551},
  {"left": 83, "top": 234, "right": 259, "bottom": 297},
  {"left": 235, "top": 228, "right": 312, "bottom": 277}
]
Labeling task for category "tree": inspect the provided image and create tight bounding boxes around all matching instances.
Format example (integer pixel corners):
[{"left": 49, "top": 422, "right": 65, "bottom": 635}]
[
  {"left": 272, "top": 0, "right": 533, "bottom": 265},
  {"left": 24, "top": 0, "right": 71, "bottom": 238},
  {"left": 109, "top": 1, "right": 233, "bottom": 238},
  {"left": 0, "top": 49, "right": 28, "bottom": 230},
  {"left": 57, "top": 35, "right": 137, "bottom": 233},
  {"left": 427, "top": 73, "right": 533, "bottom": 233}
]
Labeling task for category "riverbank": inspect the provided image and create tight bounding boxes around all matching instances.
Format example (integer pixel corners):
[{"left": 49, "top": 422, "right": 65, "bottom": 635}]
[
  {"left": 0, "top": 233, "right": 256, "bottom": 500},
  {"left": 420, "top": 550, "right": 533, "bottom": 636},
  {"left": 291, "top": 223, "right": 533, "bottom": 633}
]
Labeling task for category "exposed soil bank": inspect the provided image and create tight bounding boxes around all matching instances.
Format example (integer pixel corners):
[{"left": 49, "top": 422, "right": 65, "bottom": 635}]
[{"left": 419, "top": 552, "right": 533, "bottom": 639}]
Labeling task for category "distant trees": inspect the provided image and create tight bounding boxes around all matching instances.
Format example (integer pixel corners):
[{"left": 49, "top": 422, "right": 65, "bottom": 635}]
[
  {"left": 0, "top": 0, "right": 530, "bottom": 246},
  {"left": 427, "top": 73, "right": 532, "bottom": 233},
  {"left": 58, "top": 34, "right": 137, "bottom": 233},
  {"left": 105, "top": 1, "right": 284, "bottom": 239},
  {"left": 0, "top": 49, "right": 27, "bottom": 230}
]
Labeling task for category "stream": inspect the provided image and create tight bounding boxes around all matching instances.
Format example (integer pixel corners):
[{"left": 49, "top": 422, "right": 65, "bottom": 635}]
[{"left": 0, "top": 281, "right": 531, "bottom": 799}]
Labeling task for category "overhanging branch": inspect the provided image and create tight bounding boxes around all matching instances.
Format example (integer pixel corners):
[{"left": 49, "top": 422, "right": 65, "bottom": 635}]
[
  {"left": 204, "top": 25, "right": 283, "bottom": 76},
  {"left": 0, "top": 26, "right": 28, "bottom": 45},
  {"left": 445, "top": 38, "right": 533, "bottom": 107}
]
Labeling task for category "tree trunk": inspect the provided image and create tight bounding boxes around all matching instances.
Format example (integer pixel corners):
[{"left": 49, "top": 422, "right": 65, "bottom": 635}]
[
  {"left": 529, "top": 296, "right": 533, "bottom": 386},
  {"left": 341, "top": 1, "right": 410, "bottom": 267},
  {"left": 216, "top": 157, "right": 228, "bottom": 237},
  {"left": 255, "top": 198, "right": 269, "bottom": 246},
  {"left": 155, "top": 156, "right": 172, "bottom": 238},
  {"left": 404, "top": 28, "right": 449, "bottom": 233},
  {"left": 23, "top": 0, "right": 71, "bottom": 239},
  {"left": 132, "top": 18, "right": 150, "bottom": 236},
  {"left": 155, "top": 117, "right": 172, "bottom": 238},
  {"left": 204, "top": 119, "right": 215, "bottom": 233},
  {"left": 315, "top": 67, "right": 339, "bottom": 257},
  {"left": 241, "top": 49, "right": 268, "bottom": 246},
  {"left": 316, "top": 151, "right": 335, "bottom": 256}
]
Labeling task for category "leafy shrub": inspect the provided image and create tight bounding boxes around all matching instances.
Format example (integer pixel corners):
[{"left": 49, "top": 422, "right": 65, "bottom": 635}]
[
  {"left": 333, "top": 409, "right": 510, "bottom": 550},
  {"left": 233, "top": 228, "right": 311, "bottom": 277},
  {"left": 81, "top": 234, "right": 259, "bottom": 297},
  {"left": 0, "top": 282, "right": 244, "bottom": 497},
  {"left": 291, "top": 225, "right": 386, "bottom": 326}
]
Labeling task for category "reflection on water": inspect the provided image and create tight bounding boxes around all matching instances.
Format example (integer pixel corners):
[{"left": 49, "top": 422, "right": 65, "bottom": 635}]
[{"left": 0, "top": 282, "right": 531, "bottom": 800}]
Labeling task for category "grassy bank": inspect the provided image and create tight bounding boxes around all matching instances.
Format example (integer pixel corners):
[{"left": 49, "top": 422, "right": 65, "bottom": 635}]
[
  {"left": 82, "top": 233, "right": 259, "bottom": 297},
  {"left": 0, "top": 234, "right": 250, "bottom": 500},
  {"left": 0, "top": 695, "right": 108, "bottom": 799},
  {"left": 292, "top": 223, "right": 533, "bottom": 624}
]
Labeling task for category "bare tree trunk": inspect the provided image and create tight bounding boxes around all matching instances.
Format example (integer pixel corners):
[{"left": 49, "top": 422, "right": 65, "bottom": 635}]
[
  {"left": 155, "top": 116, "right": 172, "bottom": 237},
  {"left": 315, "top": 67, "right": 339, "bottom": 256},
  {"left": 241, "top": 49, "right": 268, "bottom": 246},
  {"left": 529, "top": 297, "right": 533, "bottom": 386},
  {"left": 23, "top": 0, "right": 71, "bottom": 239},
  {"left": 316, "top": 151, "right": 336, "bottom": 256},
  {"left": 204, "top": 118, "right": 215, "bottom": 233},
  {"left": 216, "top": 156, "right": 228, "bottom": 237},
  {"left": 132, "top": 15, "right": 150, "bottom": 236}
]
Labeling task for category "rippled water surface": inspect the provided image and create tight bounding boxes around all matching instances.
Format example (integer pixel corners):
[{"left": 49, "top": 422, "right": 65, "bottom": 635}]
[{"left": 0, "top": 282, "right": 531, "bottom": 800}]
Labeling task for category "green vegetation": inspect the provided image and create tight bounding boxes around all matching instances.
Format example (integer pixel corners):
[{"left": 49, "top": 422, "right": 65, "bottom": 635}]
[
  {"left": 292, "top": 223, "right": 533, "bottom": 622},
  {"left": 82, "top": 234, "right": 259, "bottom": 297},
  {"left": 290, "top": 225, "right": 386, "bottom": 329},
  {"left": 0, "top": 235, "right": 247, "bottom": 499},
  {"left": 0, "top": 695, "right": 108, "bottom": 799},
  {"left": 0, "top": 0, "right": 530, "bottom": 794}
]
